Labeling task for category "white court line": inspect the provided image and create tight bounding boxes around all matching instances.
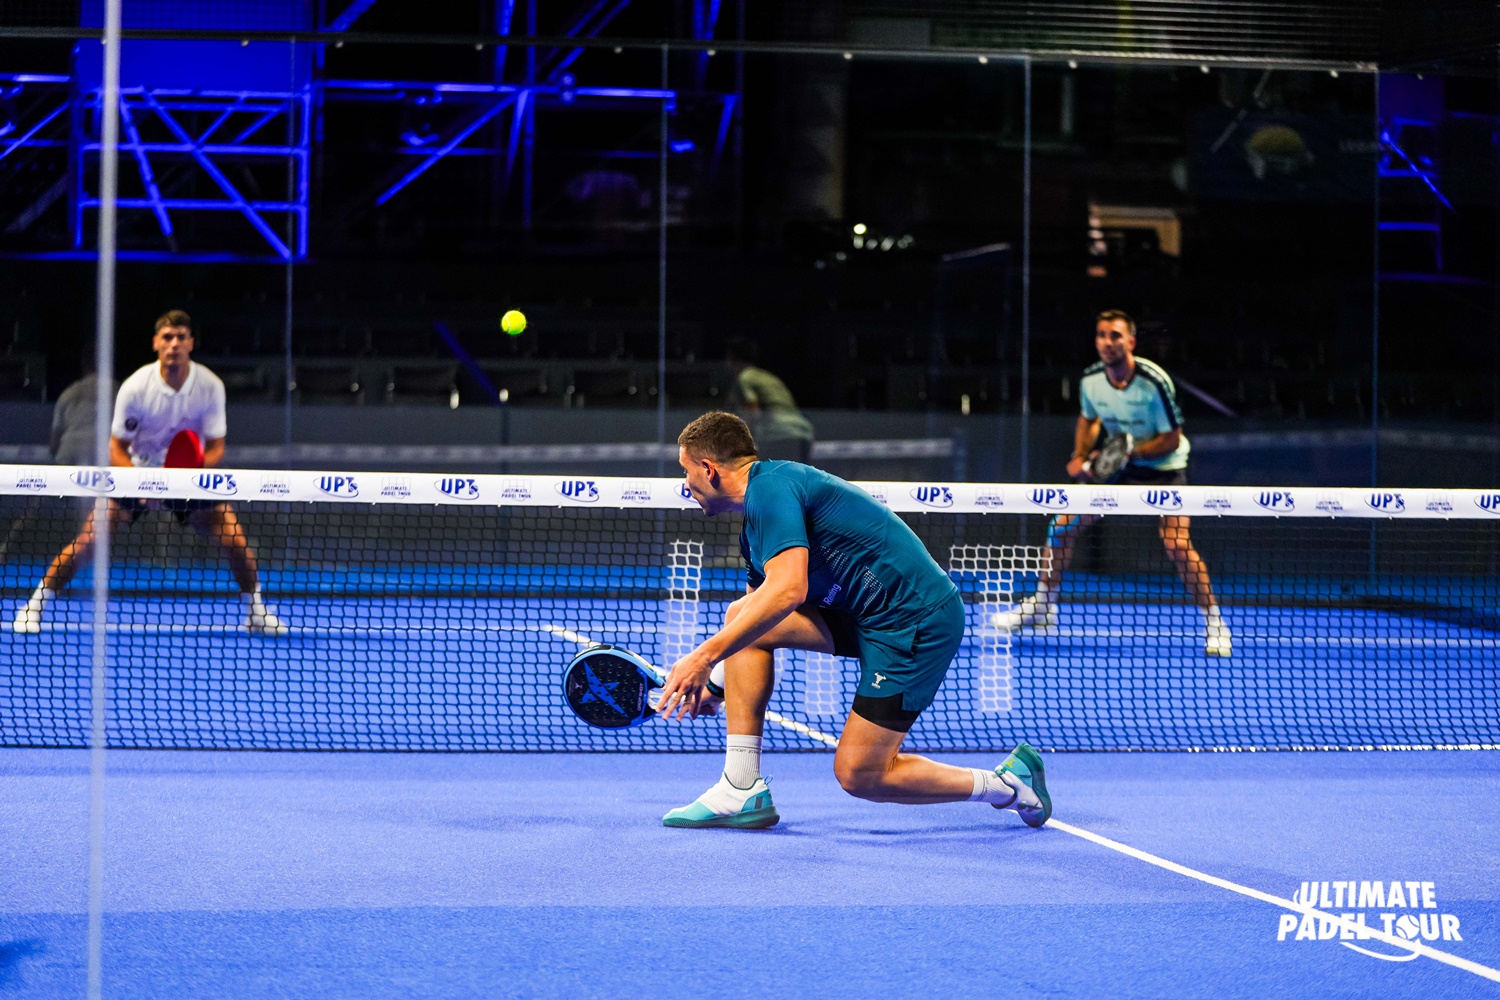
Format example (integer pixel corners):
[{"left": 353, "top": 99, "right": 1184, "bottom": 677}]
[{"left": 1049, "top": 818, "right": 1500, "bottom": 985}]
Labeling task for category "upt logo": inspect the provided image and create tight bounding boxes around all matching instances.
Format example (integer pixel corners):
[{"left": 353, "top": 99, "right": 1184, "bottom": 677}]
[
  {"left": 195, "top": 473, "right": 238, "bottom": 496},
  {"left": 1366, "top": 492, "right": 1405, "bottom": 513},
  {"left": 1256, "top": 490, "right": 1295, "bottom": 512},
  {"left": 556, "top": 479, "right": 600, "bottom": 503},
  {"left": 911, "top": 485, "right": 954, "bottom": 508},
  {"left": 70, "top": 469, "right": 116, "bottom": 493},
  {"left": 1028, "top": 488, "right": 1069, "bottom": 510},
  {"left": 678, "top": 483, "right": 694, "bottom": 502},
  {"left": 1476, "top": 493, "right": 1500, "bottom": 515},
  {"left": 318, "top": 475, "right": 359, "bottom": 498},
  {"left": 1141, "top": 489, "right": 1182, "bottom": 511},
  {"left": 436, "top": 477, "right": 481, "bottom": 500}
]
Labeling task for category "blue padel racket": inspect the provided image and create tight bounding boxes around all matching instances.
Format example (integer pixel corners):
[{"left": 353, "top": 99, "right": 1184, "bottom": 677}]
[{"left": 562, "top": 645, "right": 723, "bottom": 729}]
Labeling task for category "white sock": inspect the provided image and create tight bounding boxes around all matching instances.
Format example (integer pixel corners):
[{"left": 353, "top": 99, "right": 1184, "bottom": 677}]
[
  {"left": 1033, "top": 582, "right": 1052, "bottom": 605},
  {"left": 724, "top": 735, "right": 762, "bottom": 789},
  {"left": 27, "top": 586, "right": 56, "bottom": 608},
  {"left": 241, "top": 590, "right": 268, "bottom": 615},
  {"left": 1204, "top": 605, "right": 1225, "bottom": 630},
  {"left": 968, "top": 768, "right": 1017, "bottom": 806}
]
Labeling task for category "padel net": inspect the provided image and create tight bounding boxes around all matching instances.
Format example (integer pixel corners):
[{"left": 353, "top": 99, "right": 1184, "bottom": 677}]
[{"left": 1, "top": 464, "right": 1497, "bottom": 752}]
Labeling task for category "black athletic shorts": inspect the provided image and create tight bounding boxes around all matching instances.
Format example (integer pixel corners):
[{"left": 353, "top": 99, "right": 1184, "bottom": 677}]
[
  {"left": 1118, "top": 465, "right": 1188, "bottom": 486},
  {"left": 111, "top": 497, "right": 217, "bottom": 525}
]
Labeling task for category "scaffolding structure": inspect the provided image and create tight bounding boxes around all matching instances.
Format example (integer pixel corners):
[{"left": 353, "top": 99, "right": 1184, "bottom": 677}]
[{"left": 0, "top": 0, "right": 742, "bottom": 261}]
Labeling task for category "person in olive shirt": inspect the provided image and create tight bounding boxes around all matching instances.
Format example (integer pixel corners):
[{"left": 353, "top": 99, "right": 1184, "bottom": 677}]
[
  {"left": 653, "top": 412, "right": 1051, "bottom": 831},
  {"left": 725, "top": 337, "right": 814, "bottom": 463}
]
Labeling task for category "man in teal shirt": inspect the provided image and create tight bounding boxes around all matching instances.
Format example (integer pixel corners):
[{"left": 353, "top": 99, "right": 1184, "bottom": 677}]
[
  {"left": 654, "top": 411, "right": 1050, "bottom": 830},
  {"left": 994, "top": 309, "right": 1230, "bottom": 656}
]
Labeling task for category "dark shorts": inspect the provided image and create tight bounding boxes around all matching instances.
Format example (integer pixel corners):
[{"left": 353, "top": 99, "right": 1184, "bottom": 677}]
[
  {"left": 1118, "top": 465, "right": 1188, "bottom": 486},
  {"left": 111, "top": 497, "right": 217, "bottom": 525},
  {"left": 807, "top": 591, "right": 967, "bottom": 733}
]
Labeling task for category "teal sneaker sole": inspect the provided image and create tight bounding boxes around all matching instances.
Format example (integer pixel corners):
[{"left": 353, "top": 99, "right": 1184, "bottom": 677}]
[
  {"left": 662, "top": 805, "right": 780, "bottom": 830},
  {"left": 1000, "top": 742, "right": 1052, "bottom": 828}
]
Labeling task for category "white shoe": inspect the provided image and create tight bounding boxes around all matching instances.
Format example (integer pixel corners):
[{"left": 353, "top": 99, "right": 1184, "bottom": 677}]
[
  {"left": 246, "top": 606, "right": 289, "bottom": 637},
  {"left": 10, "top": 601, "right": 44, "bottom": 634},
  {"left": 1205, "top": 622, "right": 1233, "bottom": 657},
  {"left": 991, "top": 596, "right": 1058, "bottom": 631}
]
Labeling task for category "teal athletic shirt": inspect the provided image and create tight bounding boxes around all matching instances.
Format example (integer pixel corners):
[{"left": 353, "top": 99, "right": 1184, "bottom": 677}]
[
  {"left": 738, "top": 461, "right": 958, "bottom": 632},
  {"left": 1077, "top": 355, "right": 1190, "bottom": 471}
]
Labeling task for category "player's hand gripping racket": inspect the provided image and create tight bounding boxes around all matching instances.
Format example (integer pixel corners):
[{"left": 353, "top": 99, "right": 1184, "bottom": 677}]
[
  {"left": 562, "top": 645, "right": 723, "bottom": 729},
  {"left": 561, "top": 644, "right": 839, "bottom": 747},
  {"left": 163, "top": 429, "right": 205, "bottom": 468},
  {"left": 1079, "top": 432, "right": 1132, "bottom": 484}
]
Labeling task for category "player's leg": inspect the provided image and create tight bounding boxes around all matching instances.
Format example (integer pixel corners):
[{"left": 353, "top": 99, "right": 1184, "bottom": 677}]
[
  {"left": 186, "top": 503, "right": 286, "bottom": 635},
  {"left": 662, "top": 601, "right": 837, "bottom": 829},
  {"left": 993, "top": 512, "right": 1100, "bottom": 630},
  {"left": 1157, "top": 515, "right": 1231, "bottom": 656},
  {"left": 12, "top": 501, "right": 132, "bottom": 633},
  {"left": 835, "top": 594, "right": 1050, "bottom": 825}
]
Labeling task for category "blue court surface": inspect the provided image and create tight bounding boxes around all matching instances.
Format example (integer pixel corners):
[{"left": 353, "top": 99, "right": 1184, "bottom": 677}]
[{"left": 2, "top": 748, "right": 1498, "bottom": 998}]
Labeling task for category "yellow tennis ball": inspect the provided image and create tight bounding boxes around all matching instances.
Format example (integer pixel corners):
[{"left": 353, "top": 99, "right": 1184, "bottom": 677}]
[{"left": 500, "top": 310, "right": 528, "bottom": 336}]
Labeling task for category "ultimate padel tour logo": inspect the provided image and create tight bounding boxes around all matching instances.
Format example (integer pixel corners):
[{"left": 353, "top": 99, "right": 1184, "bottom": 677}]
[
  {"left": 911, "top": 485, "right": 954, "bottom": 508},
  {"left": 621, "top": 481, "right": 651, "bottom": 504},
  {"left": 1255, "top": 490, "right": 1295, "bottom": 512},
  {"left": 1476, "top": 493, "right": 1500, "bottom": 515},
  {"left": 1028, "top": 488, "right": 1069, "bottom": 511},
  {"left": 317, "top": 475, "right": 359, "bottom": 498},
  {"left": 437, "top": 477, "right": 482, "bottom": 501},
  {"left": 499, "top": 479, "right": 531, "bottom": 502},
  {"left": 258, "top": 475, "right": 291, "bottom": 497},
  {"left": 555, "top": 479, "right": 600, "bottom": 503},
  {"left": 138, "top": 473, "right": 168, "bottom": 495},
  {"left": 975, "top": 490, "right": 1004, "bottom": 510},
  {"left": 380, "top": 477, "right": 412, "bottom": 499},
  {"left": 1366, "top": 492, "right": 1405, "bottom": 513},
  {"left": 13, "top": 468, "right": 48, "bottom": 492},
  {"left": 1277, "top": 879, "right": 1464, "bottom": 962},
  {"left": 194, "top": 472, "right": 238, "bottom": 496},
  {"left": 70, "top": 469, "right": 115, "bottom": 493}
]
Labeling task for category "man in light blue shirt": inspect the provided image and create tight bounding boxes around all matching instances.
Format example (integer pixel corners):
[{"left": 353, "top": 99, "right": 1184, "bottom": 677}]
[{"left": 995, "top": 310, "right": 1230, "bottom": 656}]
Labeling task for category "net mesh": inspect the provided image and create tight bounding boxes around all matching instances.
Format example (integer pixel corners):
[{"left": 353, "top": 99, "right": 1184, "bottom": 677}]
[{"left": 2, "top": 470, "right": 1498, "bottom": 752}]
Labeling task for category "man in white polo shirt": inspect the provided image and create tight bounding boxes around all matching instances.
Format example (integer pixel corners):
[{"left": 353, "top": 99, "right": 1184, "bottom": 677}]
[{"left": 11, "top": 310, "right": 285, "bottom": 636}]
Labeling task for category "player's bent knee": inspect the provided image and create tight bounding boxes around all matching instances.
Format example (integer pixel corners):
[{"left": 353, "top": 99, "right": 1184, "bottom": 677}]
[
  {"left": 723, "top": 595, "right": 749, "bottom": 626},
  {"left": 833, "top": 758, "right": 887, "bottom": 800}
]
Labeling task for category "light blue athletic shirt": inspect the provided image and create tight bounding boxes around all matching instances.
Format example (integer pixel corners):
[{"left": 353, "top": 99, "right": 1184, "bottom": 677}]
[
  {"left": 1078, "top": 356, "right": 1189, "bottom": 471},
  {"left": 738, "top": 461, "right": 958, "bottom": 632}
]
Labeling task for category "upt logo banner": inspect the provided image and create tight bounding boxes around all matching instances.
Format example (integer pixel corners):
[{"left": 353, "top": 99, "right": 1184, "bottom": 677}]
[
  {"left": 1141, "top": 489, "right": 1182, "bottom": 511},
  {"left": 1366, "top": 492, "right": 1405, "bottom": 513},
  {"left": 1028, "top": 488, "right": 1069, "bottom": 511},
  {"left": 911, "top": 485, "right": 954, "bottom": 508},
  {"left": 195, "top": 473, "right": 238, "bottom": 496},
  {"left": 70, "top": 469, "right": 116, "bottom": 493},
  {"left": 436, "top": 477, "right": 481, "bottom": 500},
  {"left": 555, "top": 479, "right": 600, "bottom": 503},
  {"left": 1255, "top": 490, "right": 1295, "bottom": 512},
  {"left": 1277, "top": 879, "right": 1463, "bottom": 962},
  {"left": 1476, "top": 493, "right": 1500, "bottom": 515},
  {"left": 317, "top": 475, "right": 359, "bottom": 498}
]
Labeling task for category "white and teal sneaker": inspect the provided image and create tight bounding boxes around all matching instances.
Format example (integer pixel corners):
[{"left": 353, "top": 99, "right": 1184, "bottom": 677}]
[
  {"left": 994, "top": 743, "right": 1051, "bottom": 828},
  {"left": 662, "top": 774, "right": 779, "bottom": 830}
]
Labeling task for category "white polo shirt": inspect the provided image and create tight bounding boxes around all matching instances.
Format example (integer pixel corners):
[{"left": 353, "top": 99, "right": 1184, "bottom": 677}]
[{"left": 111, "top": 361, "right": 228, "bottom": 466}]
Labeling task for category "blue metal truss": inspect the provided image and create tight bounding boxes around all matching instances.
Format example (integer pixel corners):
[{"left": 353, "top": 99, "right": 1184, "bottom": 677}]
[{"left": 0, "top": 0, "right": 741, "bottom": 259}]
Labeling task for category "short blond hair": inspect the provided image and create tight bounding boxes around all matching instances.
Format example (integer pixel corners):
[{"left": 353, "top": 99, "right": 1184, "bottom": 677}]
[{"left": 677, "top": 411, "right": 758, "bottom": 463}]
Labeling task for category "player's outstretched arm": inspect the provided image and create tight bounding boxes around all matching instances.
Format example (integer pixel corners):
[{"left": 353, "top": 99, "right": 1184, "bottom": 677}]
[
  {"left": 202, "top": 436, "right": 227, "bottom": 467},
  {"left": 657, "top": 546, "right": 808, "bottom": 719},
  {"left": 1130, "top": 428, "right": 1180, "bottom": 461}
]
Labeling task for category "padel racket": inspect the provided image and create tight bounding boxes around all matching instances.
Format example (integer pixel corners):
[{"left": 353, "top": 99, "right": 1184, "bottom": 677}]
[
  {"left": 1080, "top": 432, "right": 1132, "bottom": 484},
  {"left": 563, "top": 645, "right": 724, "bottom": 729},
  {"left": 163, "top": 428, "right": 205, "bottom": 468}
]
